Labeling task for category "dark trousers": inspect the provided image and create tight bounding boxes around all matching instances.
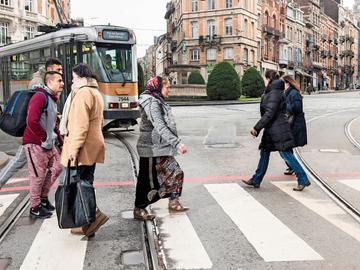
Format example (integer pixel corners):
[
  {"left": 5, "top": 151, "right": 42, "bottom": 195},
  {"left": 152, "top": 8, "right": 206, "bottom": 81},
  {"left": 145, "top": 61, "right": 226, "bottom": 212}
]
[{"left": 135, "top": 158, "right": 161, "bottom": 209}]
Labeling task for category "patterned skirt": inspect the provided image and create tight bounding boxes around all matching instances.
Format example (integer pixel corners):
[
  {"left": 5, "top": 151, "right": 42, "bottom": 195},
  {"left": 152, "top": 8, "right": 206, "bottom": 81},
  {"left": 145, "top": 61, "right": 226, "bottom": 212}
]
[{"left": 134, "top": 156, "right": 184, "bottom": 209}]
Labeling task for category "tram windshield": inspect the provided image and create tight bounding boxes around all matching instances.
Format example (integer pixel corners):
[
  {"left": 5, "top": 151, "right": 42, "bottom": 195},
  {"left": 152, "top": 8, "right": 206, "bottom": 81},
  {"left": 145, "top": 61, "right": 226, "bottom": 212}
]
[{"left": 82, "top": 42, "right": 133, "bottom": 83}]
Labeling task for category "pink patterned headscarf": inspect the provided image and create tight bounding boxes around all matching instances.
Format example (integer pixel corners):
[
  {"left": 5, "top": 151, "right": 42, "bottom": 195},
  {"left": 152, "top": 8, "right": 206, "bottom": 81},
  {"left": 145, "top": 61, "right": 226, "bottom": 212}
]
[{"left": 145, "top": 76, "right": 164, "bottom": 100}]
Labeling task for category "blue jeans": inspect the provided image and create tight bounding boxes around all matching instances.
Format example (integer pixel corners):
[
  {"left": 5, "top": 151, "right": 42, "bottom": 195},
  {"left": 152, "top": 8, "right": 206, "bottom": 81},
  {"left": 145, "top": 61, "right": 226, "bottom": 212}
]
[
  {"left": 0, "top": 145, "right": 27, "bottom": 188},
  {"left": 251, "top": 148, "right": 309, "bottom": 186}
]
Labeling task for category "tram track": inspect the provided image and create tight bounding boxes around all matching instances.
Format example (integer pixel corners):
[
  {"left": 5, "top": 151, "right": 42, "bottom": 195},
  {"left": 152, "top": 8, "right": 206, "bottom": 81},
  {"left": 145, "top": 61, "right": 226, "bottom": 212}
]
[
  {"left": 0, "top": 194, "right": 29, "bottom": 244},
  {"left": 295, "top": 113, "right": 360, "bottom": 223},
  {"left": 110, "top": 132, "right": 165, "bottom": 270}
]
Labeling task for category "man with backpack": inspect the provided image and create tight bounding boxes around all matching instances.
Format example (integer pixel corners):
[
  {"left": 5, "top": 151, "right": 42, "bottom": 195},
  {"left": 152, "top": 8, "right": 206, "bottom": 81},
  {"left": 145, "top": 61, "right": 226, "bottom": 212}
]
[
  {"left": 23, "top": 71, "right": 64, "bottom": 219},
  {"left": 0, "top": 59, "right": 63, "bottom": 189}
]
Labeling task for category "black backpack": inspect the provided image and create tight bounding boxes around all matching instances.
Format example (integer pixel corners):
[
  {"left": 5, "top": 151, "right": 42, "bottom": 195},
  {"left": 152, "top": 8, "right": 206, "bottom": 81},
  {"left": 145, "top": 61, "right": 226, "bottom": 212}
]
[{"left": 0, "top": 90, "right": 49, "bottom": 137}]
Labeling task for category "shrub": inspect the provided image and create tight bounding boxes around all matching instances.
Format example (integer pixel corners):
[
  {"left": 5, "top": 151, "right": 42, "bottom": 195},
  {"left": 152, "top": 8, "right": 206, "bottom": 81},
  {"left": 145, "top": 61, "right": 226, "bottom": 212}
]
[
  {"left": 206, "top": 61, "right": 241, "bottom": 100},
  {"left": 137, "top": 62, "right": 145, "bottom": 95},
  {"left": 241, "top": 67, "right": 264, "bottom": 98},
  {"left": 188, "top": 71, "right": 205, "bottom": 84}
]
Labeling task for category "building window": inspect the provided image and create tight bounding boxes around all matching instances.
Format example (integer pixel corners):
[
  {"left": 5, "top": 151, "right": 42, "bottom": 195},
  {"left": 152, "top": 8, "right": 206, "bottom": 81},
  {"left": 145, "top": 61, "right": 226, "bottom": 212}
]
[
  {"left": 191, "top": 21, "right": 198, "bottom": 38},
  {"left": 207, "top": 48, "right": 216, "bottom": 60},
  {"left": 258, "top": 13, "right": 261, "bottom": 29},
  {"left": 224, "top": 47, "right": 233, "bottom": 59},
  {"left": 191, "top": 0, "right": 198, "bottom": 12},
  {"left": 272, "top": 39, "right": 276, "bottom": 62},
  {"left": 25, "top": 0, "right": 32, "bottom": 11},
  {"left": 207, "top": 0, "right": 215, "bottom": 10},
  {"left": 0, "top": 0, "right": 11, "bottom": 6},
  {"left": 0, "top": 22, "right": 9, "bottom": 45},
  {"left": 225, "top": 0, "right": 232, "bottom": 8},
  {"left": 190, "top": 49, "right": 200, "bottom": 61},
  {"left": 24, "top": 26, "right": 34, "bottom": 40},
  {"left": 264, "top": 11, "right": 269, "bottom": 26},
  {"left": 244, "top": 19, "right": 248, "bottom": 35},
  {"left": 272, "top": 15, "right": 276, "bottom": 28},
  {"left": 224, "top": 18, "right": 232, "bottom": 36},
  {"left": 250, "top": 50, "right": 255, "bottom": 65},
  {"left": 243, "top": 48, "right": 248, "bottom": 64},
  {"left": 207, "top": 20, "right": 215, "bottom": 38}
]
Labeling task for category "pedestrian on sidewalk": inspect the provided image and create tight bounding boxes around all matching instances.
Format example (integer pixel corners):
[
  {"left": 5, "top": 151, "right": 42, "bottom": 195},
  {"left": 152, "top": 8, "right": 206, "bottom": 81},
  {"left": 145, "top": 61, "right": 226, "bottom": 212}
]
[
  {"left": 23, "top": 71, "right": 64, "bottom": 219},
  {"left": 60, "top": 63, "right": 108, "bottom": 237},
  {"left": 242, "top": 70, "right": 311, "bottom": 191},
  {"left": 134, "top": 76, "right": 189, "bottom": 221},
  {"left": 282, "top": 75, "right": 307, "bottom": 176},
  {"left": 0, "top": 58, "right": 63, "bottom": 189}
]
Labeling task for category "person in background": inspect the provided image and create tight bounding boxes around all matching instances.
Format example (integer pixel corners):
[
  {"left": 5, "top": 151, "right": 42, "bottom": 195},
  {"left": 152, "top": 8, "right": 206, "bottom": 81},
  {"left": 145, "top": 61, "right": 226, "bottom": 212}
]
[
  {"left": 23, "top": 71, "right": 64, "bottom": 218},
  {"left": 242, "top": 70, "right": 311, "bottom": 192},
  {"left": 134, "top": 76, "right": 188, "bottom": 221},
  {"left": 60, "top": 63, "right": 108, "bottom": 237},
  {"left": 282, "top": 75, "right": 307, "bottom": 176},
  {"left": 28, "top": 58, "right": 63, "bottom": 89},
  {"left": 0, "top": 59, "right": 63, "bottom": 189}
]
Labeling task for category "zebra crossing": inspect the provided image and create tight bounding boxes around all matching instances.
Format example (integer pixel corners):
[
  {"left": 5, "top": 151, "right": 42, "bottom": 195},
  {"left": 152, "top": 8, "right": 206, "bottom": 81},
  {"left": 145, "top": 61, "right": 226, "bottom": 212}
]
[{"left": 2, "top": 179, "right": 360, "bottom": 269}]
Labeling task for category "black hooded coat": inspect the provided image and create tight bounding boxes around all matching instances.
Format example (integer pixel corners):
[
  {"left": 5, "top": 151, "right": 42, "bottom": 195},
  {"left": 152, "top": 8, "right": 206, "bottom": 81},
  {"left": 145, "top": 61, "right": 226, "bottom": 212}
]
[{"left": 254, "top": 79, "right": 294, "bottom": 151}]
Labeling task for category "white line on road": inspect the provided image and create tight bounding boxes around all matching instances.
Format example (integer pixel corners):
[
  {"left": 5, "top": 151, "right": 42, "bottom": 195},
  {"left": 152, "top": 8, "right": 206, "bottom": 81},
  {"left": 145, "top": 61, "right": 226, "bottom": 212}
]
[
  {"left": 273, "top": 181, "right": 360, "bottom": 242},
  {"left": 20, "top": 216, "right": 87, "bottom": 270},
  {"left": 152, "top": 199, "right": 213, "bottom": 269},
  {"left": 205, "top": 183, "right": 323, "bottom": 262},
  {"left": 0, "top": 194, "right": 19, "bottom": 216},
  {"left": 338, "top": 179, "right": 360, "bottom": 191}
]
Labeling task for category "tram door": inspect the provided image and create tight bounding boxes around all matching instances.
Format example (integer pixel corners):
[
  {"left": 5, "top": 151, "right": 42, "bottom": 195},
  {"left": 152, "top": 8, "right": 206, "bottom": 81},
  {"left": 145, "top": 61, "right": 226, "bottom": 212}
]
[
  {"left": 55, "top": 41, "right": 75, "bottom": 112},
  {"left": 0, "top": 56, "right": 10, "bottom": 103}
]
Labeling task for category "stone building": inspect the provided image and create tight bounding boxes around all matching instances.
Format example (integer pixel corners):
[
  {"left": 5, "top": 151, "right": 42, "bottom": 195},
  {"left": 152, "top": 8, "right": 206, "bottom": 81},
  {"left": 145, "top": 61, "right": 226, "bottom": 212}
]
[
  {"left": 164, "top": 0, "right": 261, "bottom": 83},
  {"left": 0, "top": 0, "right": 71, "bottom": 46}
]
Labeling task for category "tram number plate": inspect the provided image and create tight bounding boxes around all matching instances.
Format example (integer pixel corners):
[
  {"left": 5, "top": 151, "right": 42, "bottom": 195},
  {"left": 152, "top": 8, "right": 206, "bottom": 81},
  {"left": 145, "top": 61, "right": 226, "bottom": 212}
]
[
  {"left": 121, "top": 102, "right": 129, "bottom": 109},
  {"left": 119, "top": 97, "right": 129, "bottom": 102}
]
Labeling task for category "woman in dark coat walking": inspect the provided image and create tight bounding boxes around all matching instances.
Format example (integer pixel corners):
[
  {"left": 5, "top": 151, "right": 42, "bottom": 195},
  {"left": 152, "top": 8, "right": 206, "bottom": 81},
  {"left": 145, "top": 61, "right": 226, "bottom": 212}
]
[
  {"left": 242, "top": 70, "right": 310, "bottom": 191},
  {"left": 282, "top": 75, "right": 307, "bottom": 176}
]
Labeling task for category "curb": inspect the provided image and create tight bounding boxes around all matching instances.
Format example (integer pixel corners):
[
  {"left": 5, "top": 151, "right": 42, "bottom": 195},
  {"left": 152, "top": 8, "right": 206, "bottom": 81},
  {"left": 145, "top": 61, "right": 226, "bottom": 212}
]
[{"left": 0, "top": 151, "right": 9, "bottom": 168}]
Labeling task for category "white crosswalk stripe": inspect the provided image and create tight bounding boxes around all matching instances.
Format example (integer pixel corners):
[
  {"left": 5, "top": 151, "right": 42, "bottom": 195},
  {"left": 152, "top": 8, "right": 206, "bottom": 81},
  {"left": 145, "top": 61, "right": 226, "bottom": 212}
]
[
  {"left": 152, "top": 199, "right": 213, "bottom": 269},
  {"left": 19, "top": 215, "right": 87, "bottom": 270},
  {"left": 273, "top": 181, "right": 360, "bottom": 242},
  {"left": 338, "top": 179, "right": 360, "bottom": 191},
  {"left": 205, "top": 183, "right": 323, "bottom": 262},
  {"left": 0, "top": 193, "right": 19, "bottom": 216}
]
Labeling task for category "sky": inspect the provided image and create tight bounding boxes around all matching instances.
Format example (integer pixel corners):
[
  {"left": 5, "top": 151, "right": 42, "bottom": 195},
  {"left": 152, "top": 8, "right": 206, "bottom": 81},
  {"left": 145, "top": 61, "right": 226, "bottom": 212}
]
[{"left": 70, "top": 0, "right": 356, "bottom": 58}]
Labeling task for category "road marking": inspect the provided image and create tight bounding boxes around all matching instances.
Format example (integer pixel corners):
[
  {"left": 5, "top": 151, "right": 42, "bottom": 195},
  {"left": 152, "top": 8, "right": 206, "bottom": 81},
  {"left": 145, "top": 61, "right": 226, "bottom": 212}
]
[
  {"left": 152, "top": 199, "right": 212, "bottom": 269},
  {"left": 273, "top": 181, "right": 360, "bottom": 242},
  {"left": 338, "top": 179, "right": 360, "bottom": 191},
  {"left": 205, "top": 183, "right": 323, "bottom": 262},
  {"left": 0, "top": 194, "right": 19, "bottom": 216},
  {"left": 20, "top": 216, "right": 87, "bottom": 270}
]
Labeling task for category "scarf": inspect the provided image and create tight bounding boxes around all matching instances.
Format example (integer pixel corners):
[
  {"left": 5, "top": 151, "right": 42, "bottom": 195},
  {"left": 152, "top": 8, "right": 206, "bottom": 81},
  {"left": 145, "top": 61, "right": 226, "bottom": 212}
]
[
  {"left": 59, "top": 77, "right": 98, "bottom": 135},
  {"left": 144, "top": 76, "right": 164, "bottom": 102}
]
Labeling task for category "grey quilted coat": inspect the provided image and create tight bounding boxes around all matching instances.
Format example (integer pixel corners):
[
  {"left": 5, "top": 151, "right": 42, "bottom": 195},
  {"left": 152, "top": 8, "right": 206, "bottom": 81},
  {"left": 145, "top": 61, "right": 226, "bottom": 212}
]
[{"left": 136, "top": 93, "right": 181, "bottom": 157}]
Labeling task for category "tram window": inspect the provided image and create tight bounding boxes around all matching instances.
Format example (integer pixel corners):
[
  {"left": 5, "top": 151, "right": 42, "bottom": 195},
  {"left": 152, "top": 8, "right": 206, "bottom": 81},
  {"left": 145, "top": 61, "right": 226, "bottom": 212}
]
[
  {"left": 29, "top": 50, "right": 40, "bottom": 60},
  {"left": 10, "top": 61, "right": 31, "bottom": 80}
]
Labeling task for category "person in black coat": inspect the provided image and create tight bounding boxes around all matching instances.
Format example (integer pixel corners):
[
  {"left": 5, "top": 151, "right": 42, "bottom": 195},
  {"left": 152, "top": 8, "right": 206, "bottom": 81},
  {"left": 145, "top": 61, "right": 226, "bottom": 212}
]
[
  {"left": 242, "top": 70, "right": 311, "bottom": 191},
  {"left": 282, "top": 75, "right": 307, "bottom": 176}
]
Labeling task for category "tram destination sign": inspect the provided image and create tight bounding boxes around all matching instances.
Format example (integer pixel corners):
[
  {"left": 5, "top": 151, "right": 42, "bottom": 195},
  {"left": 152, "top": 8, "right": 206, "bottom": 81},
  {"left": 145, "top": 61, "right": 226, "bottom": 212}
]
[{"left": 102, "top": 30, "right": 129, "bottom": 41}]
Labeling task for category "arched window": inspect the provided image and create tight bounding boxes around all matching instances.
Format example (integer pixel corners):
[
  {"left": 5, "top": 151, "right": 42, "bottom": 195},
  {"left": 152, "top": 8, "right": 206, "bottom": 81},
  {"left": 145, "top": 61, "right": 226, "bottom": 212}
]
[
  {"left": 272, "top": 15, "right": 276, "bottom": 28},
  {"left": 264, "top": 11, "right": 269, "bottom": 26}
]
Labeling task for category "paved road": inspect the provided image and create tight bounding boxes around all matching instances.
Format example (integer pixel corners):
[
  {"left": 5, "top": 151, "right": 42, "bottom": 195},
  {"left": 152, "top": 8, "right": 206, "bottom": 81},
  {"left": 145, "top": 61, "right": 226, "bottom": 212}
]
[{"left": 1, "top": 92, "right": 360, "bottom": 269}]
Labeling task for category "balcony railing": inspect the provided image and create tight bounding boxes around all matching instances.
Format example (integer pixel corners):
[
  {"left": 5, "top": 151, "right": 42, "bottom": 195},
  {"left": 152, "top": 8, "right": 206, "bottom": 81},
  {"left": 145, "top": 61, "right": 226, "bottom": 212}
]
[{"left": 199, "top": 34, "right": 221, "bottom": 46}]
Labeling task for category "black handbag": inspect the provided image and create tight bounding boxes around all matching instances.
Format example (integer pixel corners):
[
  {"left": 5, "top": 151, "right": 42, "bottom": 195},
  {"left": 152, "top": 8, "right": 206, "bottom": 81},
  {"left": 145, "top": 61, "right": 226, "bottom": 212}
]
[{"left": 55, "top": 161, "right": 96, "bottom": 229}]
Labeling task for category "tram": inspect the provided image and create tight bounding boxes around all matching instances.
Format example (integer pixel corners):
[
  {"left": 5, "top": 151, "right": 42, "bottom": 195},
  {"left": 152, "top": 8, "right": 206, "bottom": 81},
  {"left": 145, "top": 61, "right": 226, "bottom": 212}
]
[{"left": 0, "top": 25, "right": 140, "bottom": 128}]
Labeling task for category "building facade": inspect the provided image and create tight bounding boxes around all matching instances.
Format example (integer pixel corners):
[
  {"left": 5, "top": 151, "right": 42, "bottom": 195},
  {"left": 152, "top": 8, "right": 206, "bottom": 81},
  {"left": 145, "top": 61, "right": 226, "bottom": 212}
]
[
  {"left": 0, "top": 0, "right": 70, "bottom": 46},
  {"left": 165, "top": 0, "right": 261, "bottom": 83}
]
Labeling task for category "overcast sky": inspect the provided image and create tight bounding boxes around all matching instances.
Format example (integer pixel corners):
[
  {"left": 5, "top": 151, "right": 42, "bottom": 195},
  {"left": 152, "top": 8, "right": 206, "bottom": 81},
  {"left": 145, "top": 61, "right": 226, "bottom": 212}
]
[{"left": 70, "top": 0, "right": 355, "bottom": 58}]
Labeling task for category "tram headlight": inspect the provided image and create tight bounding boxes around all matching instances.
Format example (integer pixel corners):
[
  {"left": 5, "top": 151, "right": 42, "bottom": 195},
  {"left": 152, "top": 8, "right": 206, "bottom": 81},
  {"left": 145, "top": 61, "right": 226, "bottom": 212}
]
[{"left": 108, "top": 102, "right": 119, "bottom": 109}]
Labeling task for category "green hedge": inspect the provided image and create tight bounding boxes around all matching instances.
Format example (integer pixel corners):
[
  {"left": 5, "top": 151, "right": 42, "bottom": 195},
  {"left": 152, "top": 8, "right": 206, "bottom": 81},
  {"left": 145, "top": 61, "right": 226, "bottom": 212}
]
[
  {"left": 188, "top": 71, "right": 205, "bottom": 84},
  {"left": 241, "top": 67, "right": 264, "bottom": 98},
  {"left": 206, "top": 61, "right": 241, "bottom": 100}
]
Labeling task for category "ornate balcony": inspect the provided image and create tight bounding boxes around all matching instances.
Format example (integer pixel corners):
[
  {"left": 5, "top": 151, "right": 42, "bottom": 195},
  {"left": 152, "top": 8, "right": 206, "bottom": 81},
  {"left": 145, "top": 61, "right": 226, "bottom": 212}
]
[{"left": 199, "top": 34, "right": 221, "bottom": 46}]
